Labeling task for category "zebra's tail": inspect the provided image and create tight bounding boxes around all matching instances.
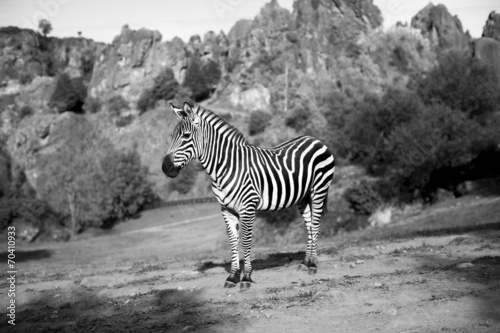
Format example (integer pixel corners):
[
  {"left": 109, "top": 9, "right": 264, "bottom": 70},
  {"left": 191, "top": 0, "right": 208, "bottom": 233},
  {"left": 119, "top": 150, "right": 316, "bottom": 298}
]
[{"left": 322, "top": 191, "right": 329, "bottom": 216}]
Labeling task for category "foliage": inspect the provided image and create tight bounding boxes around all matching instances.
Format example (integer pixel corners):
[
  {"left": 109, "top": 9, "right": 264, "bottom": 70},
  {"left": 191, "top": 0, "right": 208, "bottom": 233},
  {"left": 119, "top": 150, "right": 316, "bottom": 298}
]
[
  {"left": 285, "top": 107, "right": 311, "bottom": 131},
  {"left": 98, "top": 148, "right": 157, "bottom": 228},
  {"left": 0, "top": 94, "right": 17, "bottom": 115},
  {"left": 347, "top": 88, "right": 424, "bottom": 166},
  {"left": 169, "top": 163, "right": 198, "bottom": 195},
  {"left": 183, "top": 58, "right": 221, "bottom": 102},
  {"left": 106, "top": 95, "right": 129, "bottom": 117},
  {"left": 19, "top": 105, "right": 34, "bottom": 119},
  {"left": 36, "top": 120, "right": 156, "bottom": 235},
  {"left": 84, "top": 96, "right": 102, "bottom": 114},
  {"left": 257, "top": 207, "right": 299, "bottom": 227},
  {"left": 344, "top": 180, "right": 382, "bottom": 216},
  {"left": 38, "top": 19, "right": 52, "bottom": 36},
  {"left": 385, "top": 104, "right": 492, "bottom": 200},
  {"left": 48, "top": 73, "right": 87, "bottom": 113},
  {"left": 115, "top": 115, "right": 134, "bottom": 127},
  {"left": 249, "top": 111, "right": 272, "bottom": 136},
  {"left": 418, "top": 50, "right": 500, "bottom": 117},
  {"left": 137, "top": 67, "right": 179, "bottom": 113}
]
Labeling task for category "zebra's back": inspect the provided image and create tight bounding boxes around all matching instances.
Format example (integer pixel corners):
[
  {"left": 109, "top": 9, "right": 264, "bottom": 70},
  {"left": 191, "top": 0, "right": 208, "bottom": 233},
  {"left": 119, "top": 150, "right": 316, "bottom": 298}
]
[{"left": 249, "top": 136, "right": 335, "bottom": 211}]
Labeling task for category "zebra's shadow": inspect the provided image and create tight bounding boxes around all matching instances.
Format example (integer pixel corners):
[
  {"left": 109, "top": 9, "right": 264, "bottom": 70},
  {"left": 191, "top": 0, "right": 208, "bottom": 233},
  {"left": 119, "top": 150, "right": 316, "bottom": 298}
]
[{"left": 197, "top": 251, "right": 305, "bottom": 273}]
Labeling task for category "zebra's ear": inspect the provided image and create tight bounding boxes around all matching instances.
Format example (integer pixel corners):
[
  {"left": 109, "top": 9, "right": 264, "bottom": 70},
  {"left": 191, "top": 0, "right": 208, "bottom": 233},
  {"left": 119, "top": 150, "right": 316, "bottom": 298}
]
[
  {"left": 170, "top": 103, "right": 188, "bottom": 120},
  {"left": 183, "top": 102, "right": 200, "bottom": 126}
]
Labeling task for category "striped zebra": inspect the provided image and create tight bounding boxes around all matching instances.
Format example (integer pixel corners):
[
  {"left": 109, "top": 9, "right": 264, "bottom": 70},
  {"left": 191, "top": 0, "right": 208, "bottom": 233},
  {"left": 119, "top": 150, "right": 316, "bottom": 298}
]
[{"left": 162, "top": 103, "right": 335, "bottom": 289}]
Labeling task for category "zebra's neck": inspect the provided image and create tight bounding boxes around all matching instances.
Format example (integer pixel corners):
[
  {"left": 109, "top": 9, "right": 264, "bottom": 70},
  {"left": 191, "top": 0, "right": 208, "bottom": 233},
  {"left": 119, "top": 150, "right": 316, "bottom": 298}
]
[{"left": 196, "top": 108, "right": 247, "bottom": 180}]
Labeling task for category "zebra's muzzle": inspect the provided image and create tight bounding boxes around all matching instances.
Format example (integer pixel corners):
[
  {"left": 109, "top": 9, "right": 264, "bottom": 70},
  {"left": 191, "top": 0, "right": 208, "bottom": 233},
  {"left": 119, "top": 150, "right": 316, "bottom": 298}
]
[{"left": 162, "top": 154, "right": 181, "bottom": 178}]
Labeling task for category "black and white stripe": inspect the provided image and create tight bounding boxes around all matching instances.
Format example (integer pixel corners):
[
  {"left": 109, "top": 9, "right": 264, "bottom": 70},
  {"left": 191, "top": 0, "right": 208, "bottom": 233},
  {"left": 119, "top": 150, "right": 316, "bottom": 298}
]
[{"left": 162, "top": 103, "right": 335, "bottom": 288}]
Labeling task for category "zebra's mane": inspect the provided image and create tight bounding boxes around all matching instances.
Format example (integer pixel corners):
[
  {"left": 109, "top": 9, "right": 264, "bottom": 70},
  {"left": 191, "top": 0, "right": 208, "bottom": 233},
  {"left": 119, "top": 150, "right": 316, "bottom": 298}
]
[{"left": 195, "top": 105, "right": 247, "bottom": 144}]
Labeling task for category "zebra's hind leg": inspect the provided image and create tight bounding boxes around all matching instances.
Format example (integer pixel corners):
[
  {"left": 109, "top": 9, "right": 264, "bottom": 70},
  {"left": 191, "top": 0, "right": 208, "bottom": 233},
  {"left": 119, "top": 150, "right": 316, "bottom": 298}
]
[
  {"left": 222, "top": 207, "right": 241, "bottom": 288},
  {"left": 239, "top": 205, "right": 257, "bottom": 289},
  {"left": 297, "top": 198, "right": 317, "bottom": 275}
]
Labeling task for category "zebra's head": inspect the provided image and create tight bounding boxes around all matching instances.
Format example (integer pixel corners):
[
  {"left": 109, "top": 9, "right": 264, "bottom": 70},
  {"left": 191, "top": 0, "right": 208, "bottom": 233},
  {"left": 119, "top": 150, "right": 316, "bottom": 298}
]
[{"left": 162, "top": 102, "right": 201, "bottom": 178}]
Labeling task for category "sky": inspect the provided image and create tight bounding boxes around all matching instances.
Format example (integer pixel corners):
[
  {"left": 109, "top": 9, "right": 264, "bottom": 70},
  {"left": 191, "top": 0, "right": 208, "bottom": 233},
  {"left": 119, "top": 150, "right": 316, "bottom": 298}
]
[{"left": 0, "top": 0, "right": 498, "bottom": 43}]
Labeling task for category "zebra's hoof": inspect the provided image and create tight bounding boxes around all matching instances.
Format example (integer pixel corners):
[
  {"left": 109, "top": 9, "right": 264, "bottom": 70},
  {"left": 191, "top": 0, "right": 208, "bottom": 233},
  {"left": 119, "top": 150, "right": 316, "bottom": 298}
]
[
  {"left": 298, "top": 263, "right": 308, "bottom": 271},
  {"left": 240, "top": 281, "right": 252, "bottom": 289},
  {"left": 308, "top": 266, "right": 317, "bottom": 275},
  {"left": 224, "top": 281, "right": 236, "bottom": 288}
]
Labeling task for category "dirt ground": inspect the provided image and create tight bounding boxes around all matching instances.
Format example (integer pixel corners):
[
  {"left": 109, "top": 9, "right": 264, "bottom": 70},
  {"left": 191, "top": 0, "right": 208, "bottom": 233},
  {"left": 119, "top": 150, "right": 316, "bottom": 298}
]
[{"left": 1, "top": 196, "right": 500, "bottom": 333}]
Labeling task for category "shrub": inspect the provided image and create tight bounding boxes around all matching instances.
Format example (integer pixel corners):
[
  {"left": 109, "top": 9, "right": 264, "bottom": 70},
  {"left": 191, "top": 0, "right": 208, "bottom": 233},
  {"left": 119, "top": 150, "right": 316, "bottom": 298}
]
[
  {"left": 257, "top": 207, "right": 299, "bottom": 227},
  {"left": 36, "top": 121, "right": 157, "bottom": 235},
  {"left": 137, "top": 89, "right": 155, "bottom": 114},
  {"left": 106, "top": 95, "right": 129, "bottom": 117},
  {"left": 115, "top": 115, "right": 133, "bottom": 127},
  {"left": 344, "top": 180, "right": 382, "bottom": 215},
  {"left": 19, "top": 105, "right": 34, "bottom": 119},
  {"left": 347, "top": 88, "right": 424, "bottom": 167},
  {"left": 418, "top": 50, "right": 500, "bottom": 117},
  {"left": 285, "top": 107, "right": 311, "bottom": 131},
  {"left": 249, "top": 111, "right": 272, "bottom": 136},
  {"left": 0, "top": 93, "right": 17, "bottom": 111},
  {"left": 385, "top": 103, "right": 492, "bottom": 200},
  {"left": 83, "top": 96, "right": 102, "bottom": 114},
  {"left": 137, "top": 67, "right": 179, "bottom": 114},
  {"left": 183, "top": 58, "right": 221, "bottom": 102},
  {"left": 99, "top": 149, "right": 158, "bottom": 227},
  {"left": 169, "top": 163, "right": 197, "bottom": 195},
  {"left": 48, "top": 73, "right": 87, "bottom": 113}
]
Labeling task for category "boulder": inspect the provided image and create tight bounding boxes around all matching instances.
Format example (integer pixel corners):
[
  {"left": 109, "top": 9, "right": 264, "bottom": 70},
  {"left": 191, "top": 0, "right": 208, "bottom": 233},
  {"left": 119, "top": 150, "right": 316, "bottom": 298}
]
[
  {"left": 473, "top": 37, "right": 500, "bottom": 78},
  {"left": 482, "top": 11, "right": 500, "bottom": 42},
  {"left": 411, "top": 3, "right": 470, "bottom": 51},
  {"left": 229, "top": 83, "right": 271, "bottom": 111}
]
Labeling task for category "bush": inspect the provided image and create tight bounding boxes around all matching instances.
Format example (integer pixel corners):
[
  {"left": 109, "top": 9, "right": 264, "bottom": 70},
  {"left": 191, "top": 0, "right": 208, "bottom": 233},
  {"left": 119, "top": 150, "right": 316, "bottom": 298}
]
[
  {"left": 347, "top": 88, "right": 424, "bottom": 167},
  {"left": 48, "top": 73, "right": 87, "bottom": 113},
  {"left": 99, "top": 149, "right": 158, "bottom": 227},
  {"left": 385, "top": 103, "right": 492, "bottom": 200},
  {"left": 36, "top": 121, "right": 157, "bottom": 235},
  {"left": 0, "top": 93, "right": 17, "bottom": 111},
  {"left": 249, "top": 111, "right": 272, "bottom": 136},
  {"left": 418, "top": 51, "right": 500, "bottom": 117},
  {"left": 183, "top": 58, "right": 221, "bottom": 102},
  {"left": 257, "top": 207, "right": 299, "bottom": 227},
  {"left": 169, "top": 163, "right": 197, "bottom": 195},
  {"left": 115, "top": 115, "right": 133, "bottom": 127},
  {"left": 106, "top": 95, "right": 129, "bottom": 117},
  {"left": 137, "top": 89, "right": 155, "bottom": 114},
  {"left": 19, "top": 105, "right": 33, "bottom": 119},
  {"left": 137, "top": 67, "right": 179, "bottom": 113},
  {"left": 344, "top": 180, "right": 382, "bottom": 215},
  {"left": 285, "top": 107, "right": 311, "bottom": 131},
  {"left": 83, "top": 96, "right": 102, "bottom": 114}
]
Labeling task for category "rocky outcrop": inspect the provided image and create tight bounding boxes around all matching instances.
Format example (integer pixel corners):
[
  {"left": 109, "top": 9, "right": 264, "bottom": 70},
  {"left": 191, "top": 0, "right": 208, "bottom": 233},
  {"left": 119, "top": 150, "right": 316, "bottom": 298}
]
[
  {"left": 474, "top": 11, "right": 500, "bottom": 78},
  {"left": 482, "top": 11, "right": 500, "bottom": 42},
  {"left": 0, "top": 26, "right": 103, "bottom": 84},
  {"left": 411, "top": 3, "right": 470, "bottom": 50}
]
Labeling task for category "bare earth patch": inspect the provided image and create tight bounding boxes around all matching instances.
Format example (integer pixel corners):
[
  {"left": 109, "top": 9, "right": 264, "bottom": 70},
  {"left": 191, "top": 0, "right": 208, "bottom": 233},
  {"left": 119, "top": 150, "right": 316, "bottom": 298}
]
[{"left": 1, "top": 198, "right": 500, "bottom": 333}]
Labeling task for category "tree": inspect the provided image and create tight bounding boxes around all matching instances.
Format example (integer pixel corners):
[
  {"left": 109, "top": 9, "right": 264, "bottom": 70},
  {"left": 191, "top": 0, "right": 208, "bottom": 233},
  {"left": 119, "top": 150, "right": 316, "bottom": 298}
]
[
  {"left": 137, "top": 67, "right": 179, "bottom": 113},
  {"left": 183, "top": 58, "right": 221, "bottom": 102},
  {"left": 38, "top": 19, "right": 52, "bottom": 37},
  {"left": 48, "top": 74, "right": 87, "bottom": 113},
  {"left": 36, "top": 118, "right": 156, "bottom": 236}
]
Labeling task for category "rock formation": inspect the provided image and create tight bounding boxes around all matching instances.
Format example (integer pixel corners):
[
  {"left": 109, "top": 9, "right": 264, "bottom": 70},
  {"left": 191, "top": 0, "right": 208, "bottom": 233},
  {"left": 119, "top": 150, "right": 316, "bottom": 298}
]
[
  {"left": 482, "top": 11, "right": 500, "bottom": 41},
  {"left": 411, "top": 3, "right": 470, "bottom": 51}
]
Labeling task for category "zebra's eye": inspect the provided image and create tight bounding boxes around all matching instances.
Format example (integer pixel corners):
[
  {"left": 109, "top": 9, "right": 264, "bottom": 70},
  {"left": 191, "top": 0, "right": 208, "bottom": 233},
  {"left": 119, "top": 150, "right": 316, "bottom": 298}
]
[{"left": 182, "top": 132, "right": 191, "bottom": 139}]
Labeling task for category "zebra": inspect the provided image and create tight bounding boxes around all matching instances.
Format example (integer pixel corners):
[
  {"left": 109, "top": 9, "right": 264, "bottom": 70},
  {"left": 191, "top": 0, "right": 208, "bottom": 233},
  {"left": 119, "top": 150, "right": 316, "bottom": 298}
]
[{"left": 162, "top": 102, "right": 335, "bottom": 289}]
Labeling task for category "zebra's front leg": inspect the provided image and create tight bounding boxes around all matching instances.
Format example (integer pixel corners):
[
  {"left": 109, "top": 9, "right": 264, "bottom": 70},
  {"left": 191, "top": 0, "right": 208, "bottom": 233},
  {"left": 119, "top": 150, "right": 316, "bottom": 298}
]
[
  {"left": 239, "top": 205, "right": 257, "bottom": 289},
  {"left": 221, "top": 207, "right": 241, "bottom": 288}
]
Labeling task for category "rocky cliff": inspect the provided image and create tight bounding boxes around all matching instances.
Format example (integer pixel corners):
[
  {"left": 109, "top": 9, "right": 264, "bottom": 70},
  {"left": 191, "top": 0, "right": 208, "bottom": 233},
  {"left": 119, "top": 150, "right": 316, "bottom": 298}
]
[{"left": 411, "top": 3, "right": 471, "bottom": 51}]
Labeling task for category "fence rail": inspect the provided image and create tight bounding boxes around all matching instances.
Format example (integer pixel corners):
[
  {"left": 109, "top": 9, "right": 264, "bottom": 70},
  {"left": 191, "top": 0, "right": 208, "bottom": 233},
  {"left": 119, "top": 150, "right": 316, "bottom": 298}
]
[{"left": 148, "top": 196, "right": 218, "bottom": 209}]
